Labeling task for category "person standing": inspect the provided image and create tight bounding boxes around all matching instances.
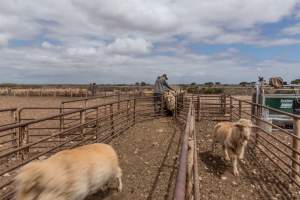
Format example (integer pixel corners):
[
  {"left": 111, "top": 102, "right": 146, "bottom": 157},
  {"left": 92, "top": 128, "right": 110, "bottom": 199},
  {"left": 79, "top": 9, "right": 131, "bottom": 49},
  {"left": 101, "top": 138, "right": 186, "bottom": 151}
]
[{"left": 154, "top": 74, "right": 173, "bottom": 113}]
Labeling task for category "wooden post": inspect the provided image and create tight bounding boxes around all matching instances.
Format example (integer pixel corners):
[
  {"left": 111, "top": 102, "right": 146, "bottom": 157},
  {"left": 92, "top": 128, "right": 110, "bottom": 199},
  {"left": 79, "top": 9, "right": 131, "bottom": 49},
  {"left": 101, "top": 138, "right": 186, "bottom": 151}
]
[
  {"left": 239, "top": 100, "right": 242, "bottom": 119},
  {"left": 174, "top": 94, "right": 177, "bottom": 118},
  {"left": 222, "top": 94, "right": 226, "bottom": 115},
  {"left": 95, "top": 107, "right": 99, "bottom": 140},
  {"left": 254, "top": 104, "right": 260, "bottom": 145},
  {"left": 292, "top": 118, "right": 300, "bottom": 184},
  {"left": 186, "top": 140, "right": 194, "bottom": 200},
  {"left": 110, "top": 104, "right": 114, "bottom": 135},
  {"left": 11, "top": 110, "right": 17, "bottom": 146},
  {"left": 83, "top": 99, "right": 87, "bottom": 127},
  {"left": 118, "top": 92, "right": 120, "bottom": 111},
  {"left": 19, "top": 125, "right": 29, "bottom": 159},
  {"left": 80, "top": 110, "right": 85, "bottom": 137},
  {"left": 197, "top": 96, "right": 200, "bottom": 121},
  {"left": 229, "top": 97, "right": 233, "bottom": 122},
  {"left": 133, "top": 99, "right": 136, "bottom": 125},
  {"left": 127, "top": 100, "right": 130, "bottom": 126},
  {"left": 59, "top": 104, "right": 64, "bottom": 133}
]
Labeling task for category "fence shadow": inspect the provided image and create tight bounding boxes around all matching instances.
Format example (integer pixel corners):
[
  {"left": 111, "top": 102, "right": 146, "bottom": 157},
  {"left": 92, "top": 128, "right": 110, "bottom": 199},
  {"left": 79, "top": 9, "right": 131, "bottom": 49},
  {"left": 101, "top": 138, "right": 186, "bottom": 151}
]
[
  {"left": 199, "top": 151, "right": 228, "bottom": 177},
  {"left": 146, "top": 119, "right": 182, "bottom": 200},
  {"left": 241, "top": 145, "right": 298, "bottom": 200}
]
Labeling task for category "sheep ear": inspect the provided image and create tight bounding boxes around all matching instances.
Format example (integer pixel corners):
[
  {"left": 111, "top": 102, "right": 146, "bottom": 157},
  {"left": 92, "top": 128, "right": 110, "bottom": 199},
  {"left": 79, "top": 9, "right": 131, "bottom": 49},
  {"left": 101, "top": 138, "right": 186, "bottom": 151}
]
[{"left": 234, "top": 122, "right": 245, "bottom": 128}]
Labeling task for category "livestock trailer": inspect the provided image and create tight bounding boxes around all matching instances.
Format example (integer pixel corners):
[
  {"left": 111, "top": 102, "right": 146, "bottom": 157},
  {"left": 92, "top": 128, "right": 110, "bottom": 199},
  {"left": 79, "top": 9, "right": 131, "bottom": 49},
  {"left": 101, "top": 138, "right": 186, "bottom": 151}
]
[{"left": 253, "top": 83, "right": 300, "bottom": 128}]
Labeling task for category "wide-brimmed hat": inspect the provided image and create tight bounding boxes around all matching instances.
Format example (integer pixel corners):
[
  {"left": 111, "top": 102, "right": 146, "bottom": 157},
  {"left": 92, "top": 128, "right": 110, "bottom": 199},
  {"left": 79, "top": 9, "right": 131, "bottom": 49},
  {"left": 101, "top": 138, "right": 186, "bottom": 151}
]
[{"left": 162, "top": 73, "right": 168, "bottom": 79}]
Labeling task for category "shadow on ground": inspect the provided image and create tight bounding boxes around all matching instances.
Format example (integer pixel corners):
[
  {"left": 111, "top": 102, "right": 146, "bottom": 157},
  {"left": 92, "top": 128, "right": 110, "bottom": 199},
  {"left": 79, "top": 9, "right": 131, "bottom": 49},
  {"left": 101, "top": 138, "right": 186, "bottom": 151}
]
[
  {"left": 241, "top": 146, "right": 298, "bottom": 200},
  {"left": 199, "top": 151, "right": 228, "bottom": 177}
]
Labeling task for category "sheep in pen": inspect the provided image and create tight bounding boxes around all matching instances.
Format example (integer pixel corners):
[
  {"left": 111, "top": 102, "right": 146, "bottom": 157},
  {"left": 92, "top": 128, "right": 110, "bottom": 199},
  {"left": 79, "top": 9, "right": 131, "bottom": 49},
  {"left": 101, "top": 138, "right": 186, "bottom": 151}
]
[
  {"left": 162, "top": 90, "right": 183, "bottom": 116},
  {"left": 15, "top": 143, "right": 122, "bottom": 200}
]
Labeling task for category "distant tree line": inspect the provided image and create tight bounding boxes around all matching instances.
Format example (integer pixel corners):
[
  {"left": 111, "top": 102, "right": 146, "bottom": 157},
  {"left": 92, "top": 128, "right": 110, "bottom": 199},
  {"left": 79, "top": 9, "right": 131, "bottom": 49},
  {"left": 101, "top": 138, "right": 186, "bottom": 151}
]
[
  {"left": 292, "top": 79, "right": 300, "bottom": 84},
  {"left": 135, "top": 81, "right": 149, "bottom": 86}
]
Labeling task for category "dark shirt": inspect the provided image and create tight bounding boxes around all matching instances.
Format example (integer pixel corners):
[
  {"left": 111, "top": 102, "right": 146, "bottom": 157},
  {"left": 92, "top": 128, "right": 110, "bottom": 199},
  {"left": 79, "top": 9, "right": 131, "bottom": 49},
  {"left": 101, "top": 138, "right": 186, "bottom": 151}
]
[
  {"left": 293, "top": 99, "right": 300, "bottom": 115},
  {"left": 154, "top": 76, "right": 172, "bottom": 94}
]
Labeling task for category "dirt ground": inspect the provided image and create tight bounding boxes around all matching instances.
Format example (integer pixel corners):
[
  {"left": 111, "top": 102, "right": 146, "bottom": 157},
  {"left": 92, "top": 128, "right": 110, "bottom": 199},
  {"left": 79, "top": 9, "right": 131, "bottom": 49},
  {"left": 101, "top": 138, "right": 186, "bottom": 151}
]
[
  {"left": 197, "top": 119, "right": 300, "bottom": 200},
  {"left": 0, "top": 96, "right": 119, "bottom": 125},
  {"left": 86, "top": 117, "right": 181, "bottom": 200}
]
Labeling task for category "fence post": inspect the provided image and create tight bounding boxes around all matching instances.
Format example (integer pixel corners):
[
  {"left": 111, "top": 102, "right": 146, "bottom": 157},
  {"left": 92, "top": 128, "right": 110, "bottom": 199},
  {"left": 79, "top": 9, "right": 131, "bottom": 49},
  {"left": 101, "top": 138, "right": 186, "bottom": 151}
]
[
  {"left": 133, "top": 99, "right": 136, "bottom": 125},
  {"left": 80, "top": 110, "right": 86, "bottom": 137},
  {"left": 174, "top": 94, "right": 178, "bottom": 118},
  {"left": 95, "top": 107, "right": 99, "bottom": 140},
  {"left": 118, "top": 92, "right": 121, "bottom": 111},
  {"left": 222, "top": 94, "right": 226, "bottom": 115},
  {"left": 292, "top": 118, "right": 300, "bottom": 184},
  {"left": 59, "top": 104, "right": 64, "bottom": 133},
  {"left": 229, "top": 97, "right": 233, "bottom": 121},
  {"left": 110, "top": 104, "right": 114, "bottom": 135},
  {"left": 11, "top": 110, "right": 17, "bottom": 146},
  {"left": 254, "top": 104, "right": 261, "bottom": 146},
  {"left": 197, "top": 96, "right": 201, "bottom": 121},
  {"left": 239, "top": 100, "right": 242, "bottom": 119},
  {"left": 127, "top": 100, "right": 130, "bottom": 127},
  {"left": 19, "top": 125, "right": 29, "bottom": 160}
]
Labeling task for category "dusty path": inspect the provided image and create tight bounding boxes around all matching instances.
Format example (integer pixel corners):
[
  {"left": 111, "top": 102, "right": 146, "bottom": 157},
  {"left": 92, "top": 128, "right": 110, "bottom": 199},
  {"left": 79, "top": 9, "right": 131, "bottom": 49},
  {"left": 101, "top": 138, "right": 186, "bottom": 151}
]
[
  {"left": 87, "top": 117, "right": 181, "bottom": 200},
  {"left": 196, "top": 119, "right": 300, "bottom": 200}
]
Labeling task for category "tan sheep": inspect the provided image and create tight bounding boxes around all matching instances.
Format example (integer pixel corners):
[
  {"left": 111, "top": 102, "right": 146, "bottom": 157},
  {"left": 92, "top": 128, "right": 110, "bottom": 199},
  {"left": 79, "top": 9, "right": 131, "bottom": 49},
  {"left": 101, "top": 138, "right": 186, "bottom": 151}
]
[
  {"left": 15, "top": 143, "right": 122, "bottom": 200},
  {"left": 211, "top": 119, "right": 254, "bottom": 176}
]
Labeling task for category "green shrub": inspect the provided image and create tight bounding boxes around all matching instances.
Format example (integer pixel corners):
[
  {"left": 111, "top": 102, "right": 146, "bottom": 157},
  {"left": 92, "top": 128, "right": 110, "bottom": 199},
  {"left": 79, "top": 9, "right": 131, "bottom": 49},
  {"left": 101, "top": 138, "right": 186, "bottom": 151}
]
[
  {"left": 200, "top": 87, "right": 224, "bottom": 94},
  {"left": 187, "top": 86, "right": 199, "bottom": 93}
]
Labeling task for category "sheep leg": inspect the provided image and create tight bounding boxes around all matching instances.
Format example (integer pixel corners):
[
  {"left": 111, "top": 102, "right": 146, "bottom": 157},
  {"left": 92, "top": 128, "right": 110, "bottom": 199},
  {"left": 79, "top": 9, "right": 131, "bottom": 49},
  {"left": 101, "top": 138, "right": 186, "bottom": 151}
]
[
  {"left": 116, "top": 167, "right": 123, "bottom": 192},
  {"left": 223, "top": 145, "right": 230, "bottom": 161},
  {"left": 232, "top": 154, "right": 239, "bottom": 176},
  {"left": 238, "top": 141, "right": 248, "bottom": 160},
  {"left": 211, "top": 140, "right": 215, "bottom": 152}
]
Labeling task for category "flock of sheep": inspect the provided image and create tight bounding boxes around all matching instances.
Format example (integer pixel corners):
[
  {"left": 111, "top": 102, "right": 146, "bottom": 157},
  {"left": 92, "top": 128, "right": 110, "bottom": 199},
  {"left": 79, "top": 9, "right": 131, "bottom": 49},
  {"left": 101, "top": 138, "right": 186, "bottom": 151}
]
[
  {"left": 14, "top": 91, "right": 255, "bottom": 199},
  {"left": 0, "top": 88, "right": 91, "bottom": 97}
]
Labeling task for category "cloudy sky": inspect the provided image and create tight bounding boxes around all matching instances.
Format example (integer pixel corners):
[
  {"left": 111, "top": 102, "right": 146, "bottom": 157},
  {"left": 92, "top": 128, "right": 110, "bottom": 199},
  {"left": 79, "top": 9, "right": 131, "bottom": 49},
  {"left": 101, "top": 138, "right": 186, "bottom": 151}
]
[{"left": 1, "top": 0, "right": 300, "bottom": 84}]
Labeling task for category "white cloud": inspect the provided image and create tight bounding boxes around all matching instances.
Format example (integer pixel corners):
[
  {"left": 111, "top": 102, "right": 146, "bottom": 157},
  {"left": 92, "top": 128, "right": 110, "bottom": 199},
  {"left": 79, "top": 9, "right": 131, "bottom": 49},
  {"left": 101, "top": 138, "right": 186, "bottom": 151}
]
[
  {"left": 66, "top": 47, "right": 98, "bottom": 56},
  {"left": 282, "top": 23, "right": 300, "bottom": 35},
  {"left": 258, "top": 38, "right": 300, "bottom": 47},
  {"left": 0, "top": 34, "right": 8, "bottom": 46},
  {"left": 72, "top": 0, "right": 178, "bottom": 34},
  {"left": 0, "top": 1, "right": 300, "bottom": 83},
  {"left": 0, "top": 45, "right": 298, "bottom": 84},
  {"left": 106, "top": 37, "right": 153, "bottom": 55},
  {"left": 1, "top": 0, "right": 298, "bottom": 44},
  {"left": 41, "top": 41, "right": 62, "bottom": 49}
]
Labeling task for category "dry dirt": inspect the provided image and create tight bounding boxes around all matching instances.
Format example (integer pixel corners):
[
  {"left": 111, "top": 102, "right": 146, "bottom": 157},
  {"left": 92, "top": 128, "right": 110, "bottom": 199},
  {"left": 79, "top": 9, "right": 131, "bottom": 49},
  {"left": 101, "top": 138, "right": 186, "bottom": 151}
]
[
  {"left": 86, "top": 117, "right": 182, "bottom": 200},
  {"left": 197, "top": 119, "right": 300, "bottom": 200}
]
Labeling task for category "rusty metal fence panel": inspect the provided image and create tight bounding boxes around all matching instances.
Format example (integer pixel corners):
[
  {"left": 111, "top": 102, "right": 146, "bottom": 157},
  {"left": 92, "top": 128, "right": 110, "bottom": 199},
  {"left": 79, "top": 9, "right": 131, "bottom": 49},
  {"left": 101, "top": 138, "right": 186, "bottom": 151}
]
[
  {"left": 0, "top": 108, "right": 18, "bottom": 153},
  {"left": 0, "top": 95, "right": 161, "bottom": 199},
  {"left": 229, "top": 96, "right": 300, "bottom": 188}
]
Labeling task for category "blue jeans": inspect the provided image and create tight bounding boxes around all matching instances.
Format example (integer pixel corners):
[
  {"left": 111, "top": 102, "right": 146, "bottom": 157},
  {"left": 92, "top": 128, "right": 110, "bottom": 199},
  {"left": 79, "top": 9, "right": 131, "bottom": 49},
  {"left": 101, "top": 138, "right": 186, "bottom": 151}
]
[{"left": 154, "top": 93, "right": 162, "bottom": 113}]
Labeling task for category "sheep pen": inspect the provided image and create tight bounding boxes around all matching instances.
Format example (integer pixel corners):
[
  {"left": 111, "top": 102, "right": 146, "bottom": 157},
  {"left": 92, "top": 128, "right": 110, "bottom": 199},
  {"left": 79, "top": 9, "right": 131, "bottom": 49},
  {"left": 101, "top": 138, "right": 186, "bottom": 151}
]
[{"left": 0, "top": 94, "right": 300, "bottom": 200}]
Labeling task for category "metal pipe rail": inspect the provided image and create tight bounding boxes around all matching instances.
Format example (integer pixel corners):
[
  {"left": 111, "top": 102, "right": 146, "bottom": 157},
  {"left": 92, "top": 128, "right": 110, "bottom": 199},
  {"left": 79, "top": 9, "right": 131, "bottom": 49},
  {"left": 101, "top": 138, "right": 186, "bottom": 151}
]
[{"left": 174, "top": 100, "right": 200, "bottom": 200}]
